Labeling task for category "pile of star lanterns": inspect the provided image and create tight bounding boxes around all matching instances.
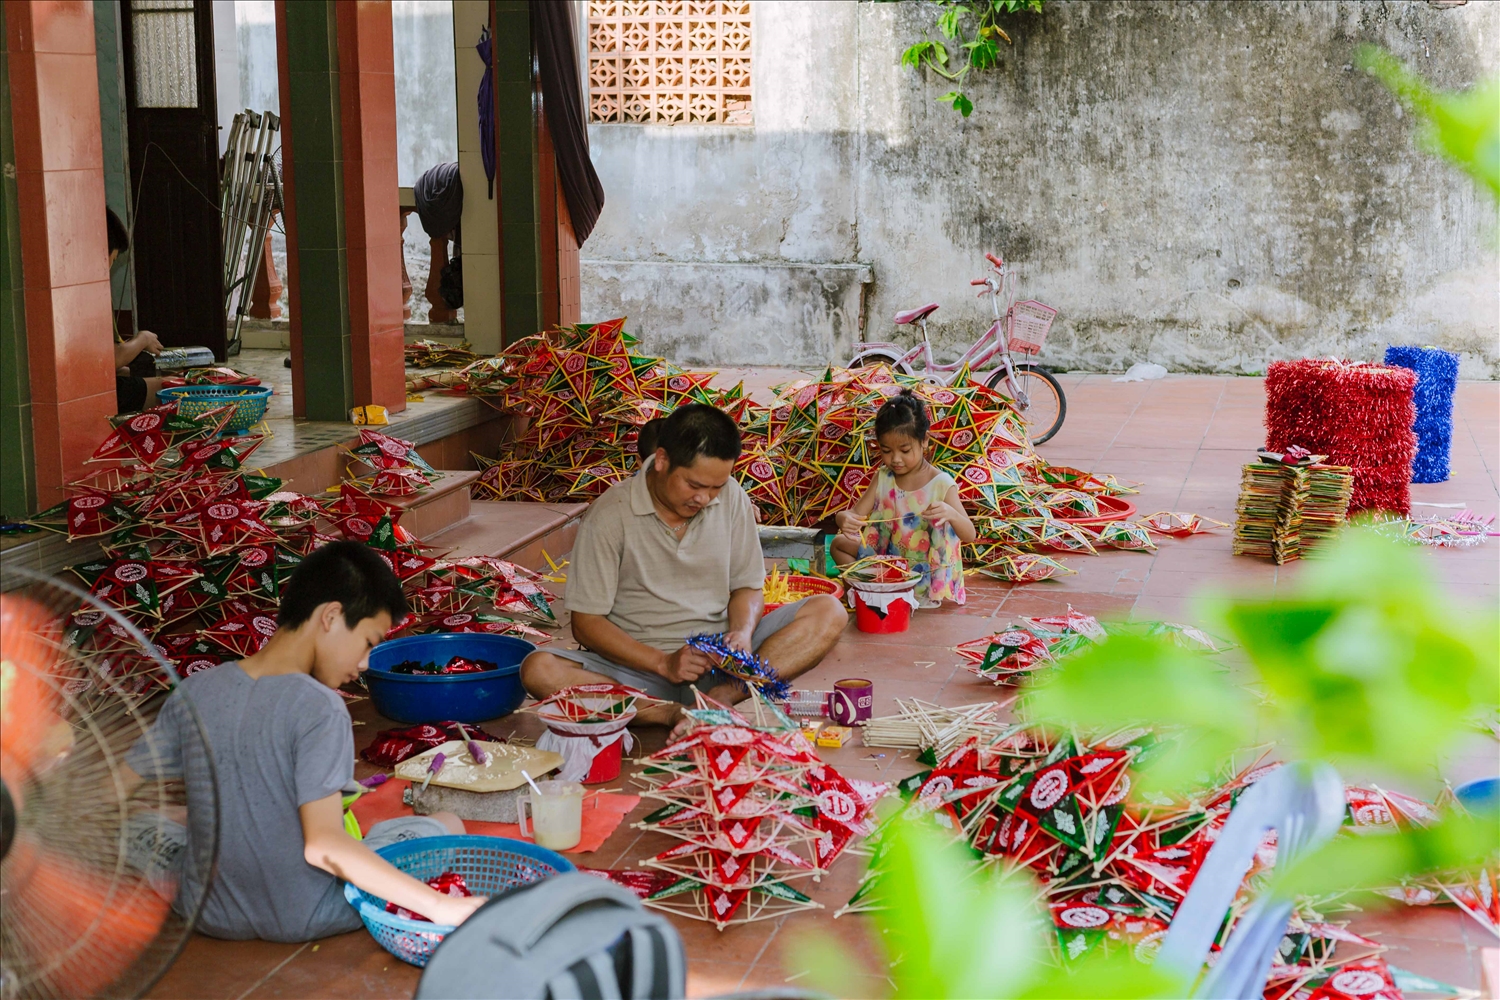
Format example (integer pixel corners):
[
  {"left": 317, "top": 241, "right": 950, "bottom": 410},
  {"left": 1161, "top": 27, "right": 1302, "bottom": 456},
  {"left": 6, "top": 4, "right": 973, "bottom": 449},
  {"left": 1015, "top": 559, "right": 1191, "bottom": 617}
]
[
  {"left": 953, "top": 607, "right": 1226, "bottom": 686},
  {"left": 846, "top": 730, "right": 1430, "bottom": 1000},
  {"left": 26, "top": 407, "right": 556, "bottom": 702},
  {"left": 630, "top": 693, "right": 889, "bottom": 930},
  {"left": 455, "top": 319, "right": 1225, "bottom": 583}
]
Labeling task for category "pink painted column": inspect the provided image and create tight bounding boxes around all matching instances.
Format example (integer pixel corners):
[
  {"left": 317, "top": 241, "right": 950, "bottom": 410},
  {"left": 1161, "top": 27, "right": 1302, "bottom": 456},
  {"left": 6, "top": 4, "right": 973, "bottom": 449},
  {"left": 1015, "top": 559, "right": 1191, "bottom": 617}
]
[
  {"left": 8, "top": 1, "right": 117, "bottom": 505},
  {"left": 336, "top": 0, "right": 405, "bottom": 414}
]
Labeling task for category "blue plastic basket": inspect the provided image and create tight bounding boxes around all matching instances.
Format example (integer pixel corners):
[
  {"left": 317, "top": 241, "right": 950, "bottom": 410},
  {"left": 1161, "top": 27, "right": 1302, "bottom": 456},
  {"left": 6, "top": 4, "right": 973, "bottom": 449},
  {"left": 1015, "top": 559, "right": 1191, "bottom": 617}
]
[
  {"left": 364, "top": 633, "right": 534, "bottom": 724},
  {"left": 344, "top": 835, "right": 574, "bottom": 967},
  {"left": 156, "top": 384, "right": 273, "bottom": 434}
]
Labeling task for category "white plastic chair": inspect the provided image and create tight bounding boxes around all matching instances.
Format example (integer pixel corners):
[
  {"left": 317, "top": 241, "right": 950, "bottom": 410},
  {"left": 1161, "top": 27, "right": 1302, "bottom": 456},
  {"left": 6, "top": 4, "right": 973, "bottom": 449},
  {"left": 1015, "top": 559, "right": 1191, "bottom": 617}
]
[{"left": 1155, "top": 762, "right": 1347, "bottom": 999}]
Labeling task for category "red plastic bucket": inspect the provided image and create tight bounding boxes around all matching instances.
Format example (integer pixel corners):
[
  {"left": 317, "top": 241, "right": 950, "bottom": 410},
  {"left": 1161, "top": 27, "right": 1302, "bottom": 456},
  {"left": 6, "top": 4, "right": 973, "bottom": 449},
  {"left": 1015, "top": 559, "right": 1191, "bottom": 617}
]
[
  {"left": 853, "top": 589, "right": 913, "bottom": 634},
  {"left": 582, "top": 736, "right": 623, "bottom": 784}
]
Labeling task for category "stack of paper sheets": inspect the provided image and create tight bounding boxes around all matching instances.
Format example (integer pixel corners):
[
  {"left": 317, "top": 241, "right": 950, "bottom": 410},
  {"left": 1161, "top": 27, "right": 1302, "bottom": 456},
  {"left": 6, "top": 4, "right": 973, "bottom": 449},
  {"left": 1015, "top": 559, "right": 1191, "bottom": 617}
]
[{"left": 1233, "top": 460, "right": 1352, "bottom": 564}]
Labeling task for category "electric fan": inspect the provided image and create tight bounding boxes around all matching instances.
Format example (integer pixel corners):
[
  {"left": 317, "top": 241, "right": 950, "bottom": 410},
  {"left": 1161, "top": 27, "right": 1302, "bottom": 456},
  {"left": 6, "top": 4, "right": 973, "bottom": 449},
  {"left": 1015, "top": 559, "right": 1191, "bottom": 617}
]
[{"left": 0, "top": 568, "right": 218, "bottom": 999}]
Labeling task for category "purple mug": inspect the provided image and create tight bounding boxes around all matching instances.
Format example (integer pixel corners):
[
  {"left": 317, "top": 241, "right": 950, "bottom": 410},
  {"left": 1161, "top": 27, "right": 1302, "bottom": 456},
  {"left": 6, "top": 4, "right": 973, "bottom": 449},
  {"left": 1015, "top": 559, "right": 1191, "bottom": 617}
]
[{"left": 830, "top": 677, "right": 874, "bottom": 726}]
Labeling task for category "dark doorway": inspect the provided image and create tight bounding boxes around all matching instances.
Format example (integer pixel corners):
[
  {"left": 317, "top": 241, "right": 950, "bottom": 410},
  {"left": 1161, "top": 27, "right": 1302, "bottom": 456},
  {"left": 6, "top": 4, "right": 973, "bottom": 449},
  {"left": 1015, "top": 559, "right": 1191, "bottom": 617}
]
[{"left": 120, "top": 0, "right": 225, "bottom": 359}]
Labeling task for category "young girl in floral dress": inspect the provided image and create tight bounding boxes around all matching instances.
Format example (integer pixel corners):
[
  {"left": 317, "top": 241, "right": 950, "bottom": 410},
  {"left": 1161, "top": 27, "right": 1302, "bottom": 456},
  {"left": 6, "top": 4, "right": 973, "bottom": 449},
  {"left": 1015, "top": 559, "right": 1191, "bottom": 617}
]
[{"left": 831, "top": 390, "right": 976, "bottom": 606}]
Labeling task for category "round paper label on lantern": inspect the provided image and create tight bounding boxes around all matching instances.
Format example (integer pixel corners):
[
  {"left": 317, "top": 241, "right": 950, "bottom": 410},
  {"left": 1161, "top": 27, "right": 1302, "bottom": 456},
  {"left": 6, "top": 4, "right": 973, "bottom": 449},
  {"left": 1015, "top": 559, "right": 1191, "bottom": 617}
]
[
  {"left": 1058, "top": 905, "right": 1110, "bottom": 929},
  {"left": 1329, "top": 970, "right": 1386, "bottom": 997},
  {"left": 1028, "top": 767, "right": 1069, "bottom": 810}
]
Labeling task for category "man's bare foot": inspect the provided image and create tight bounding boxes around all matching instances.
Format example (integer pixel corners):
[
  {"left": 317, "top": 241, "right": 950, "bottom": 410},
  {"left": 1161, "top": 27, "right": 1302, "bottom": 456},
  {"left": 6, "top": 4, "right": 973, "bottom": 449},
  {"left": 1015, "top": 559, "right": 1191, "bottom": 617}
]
[{"left": 666, "top": 707, "right": 694, "bottom": 742}]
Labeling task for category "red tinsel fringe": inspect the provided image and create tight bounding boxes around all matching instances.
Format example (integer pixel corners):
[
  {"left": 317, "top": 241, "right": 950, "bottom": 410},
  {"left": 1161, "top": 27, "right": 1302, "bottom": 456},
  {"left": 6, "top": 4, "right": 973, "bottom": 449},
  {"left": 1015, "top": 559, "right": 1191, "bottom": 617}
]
[{"left": 1264, "top": 359, "right": 1416, "bottom": 515}]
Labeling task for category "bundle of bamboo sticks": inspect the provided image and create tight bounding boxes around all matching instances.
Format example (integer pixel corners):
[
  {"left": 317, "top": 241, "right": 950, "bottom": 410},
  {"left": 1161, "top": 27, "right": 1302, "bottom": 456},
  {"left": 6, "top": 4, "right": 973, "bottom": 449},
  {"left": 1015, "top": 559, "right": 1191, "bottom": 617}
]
[{"left": 859, "top": 698, "right": 1017, "bottom": 757}]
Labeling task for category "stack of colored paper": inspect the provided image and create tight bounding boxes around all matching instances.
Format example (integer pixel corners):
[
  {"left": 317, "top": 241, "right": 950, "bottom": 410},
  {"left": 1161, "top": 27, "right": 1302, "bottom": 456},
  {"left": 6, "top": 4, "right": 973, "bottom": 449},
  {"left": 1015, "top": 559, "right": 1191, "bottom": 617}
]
[{"left": 1233, "top": 459, "right": 1352, "bottom": 564}]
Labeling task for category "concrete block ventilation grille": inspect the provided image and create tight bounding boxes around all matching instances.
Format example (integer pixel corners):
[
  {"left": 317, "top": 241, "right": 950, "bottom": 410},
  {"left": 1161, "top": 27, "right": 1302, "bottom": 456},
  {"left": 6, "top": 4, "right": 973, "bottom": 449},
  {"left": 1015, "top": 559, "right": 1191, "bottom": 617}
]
[{"left": 588, "top": 1, "right": 752, "bottom": 125}]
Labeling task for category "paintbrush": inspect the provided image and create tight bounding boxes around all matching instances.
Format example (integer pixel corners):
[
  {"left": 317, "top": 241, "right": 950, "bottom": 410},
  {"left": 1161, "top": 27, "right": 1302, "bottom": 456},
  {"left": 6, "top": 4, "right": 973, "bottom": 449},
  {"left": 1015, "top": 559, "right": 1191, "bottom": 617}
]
[{"left": 420, "top": 752, "right": 446, "bottom": 792}]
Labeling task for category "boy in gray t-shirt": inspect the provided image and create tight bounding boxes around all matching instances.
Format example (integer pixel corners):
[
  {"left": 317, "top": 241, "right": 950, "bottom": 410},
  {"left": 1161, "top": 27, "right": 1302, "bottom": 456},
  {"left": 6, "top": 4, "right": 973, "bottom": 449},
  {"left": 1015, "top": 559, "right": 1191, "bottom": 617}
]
[{"left": 127, "top": 542, "right": 487, "bottom": 941}]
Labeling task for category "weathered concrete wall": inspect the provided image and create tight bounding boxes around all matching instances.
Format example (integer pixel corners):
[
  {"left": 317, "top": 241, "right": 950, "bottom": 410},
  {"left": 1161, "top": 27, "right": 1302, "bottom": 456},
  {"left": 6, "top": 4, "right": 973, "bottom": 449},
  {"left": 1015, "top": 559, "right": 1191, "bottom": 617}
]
[
  {"left": 589, "top": 261, "right": 871, "bottom": 366},
  {"left": 581, "top": 0, "right": 1500, "bottom": 377}
]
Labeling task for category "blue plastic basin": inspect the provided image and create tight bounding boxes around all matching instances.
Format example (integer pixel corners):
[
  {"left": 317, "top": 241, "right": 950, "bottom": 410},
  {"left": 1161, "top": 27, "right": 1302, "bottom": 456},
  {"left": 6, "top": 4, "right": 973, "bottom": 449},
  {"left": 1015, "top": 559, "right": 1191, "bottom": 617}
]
[
  {"left": 1455, "top": 777, "right": 1499, "bottom": 814},
  {"left": 365, "top": 633, "right": 535, "bottom": 724}
]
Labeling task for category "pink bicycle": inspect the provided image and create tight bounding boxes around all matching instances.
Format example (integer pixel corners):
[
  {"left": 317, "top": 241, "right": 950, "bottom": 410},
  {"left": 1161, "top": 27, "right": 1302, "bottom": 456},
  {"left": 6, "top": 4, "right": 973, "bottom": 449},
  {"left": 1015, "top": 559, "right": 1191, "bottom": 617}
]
[{"left": 849, "top": 252, "right": 1066, "bottom": 444}]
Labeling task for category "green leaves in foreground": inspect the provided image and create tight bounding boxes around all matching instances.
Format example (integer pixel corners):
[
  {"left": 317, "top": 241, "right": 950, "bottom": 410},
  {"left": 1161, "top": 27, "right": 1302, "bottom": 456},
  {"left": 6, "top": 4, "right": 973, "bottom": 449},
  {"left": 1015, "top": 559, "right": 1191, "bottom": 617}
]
[
  {"left": 877, "top": 818, "right": 1039, "bottom": 999},
  {"left": 788, "top": 816, "right": 1180, "bottom": 999},
  {"left": 1272, "top": 810, "right": 1500, "bottom": 901},
  {"left": 796, "top": 531, "right": 1496, "bottom": 998},
  {"left": 1029, "top": 528, "right": 1498, "bottom": 796},
  {"left": 1221, "top": 528, "right": 1499, "bottom": 778},
  {"left": 1358, "top": 45, "right": 1500, "bottom": 201}
]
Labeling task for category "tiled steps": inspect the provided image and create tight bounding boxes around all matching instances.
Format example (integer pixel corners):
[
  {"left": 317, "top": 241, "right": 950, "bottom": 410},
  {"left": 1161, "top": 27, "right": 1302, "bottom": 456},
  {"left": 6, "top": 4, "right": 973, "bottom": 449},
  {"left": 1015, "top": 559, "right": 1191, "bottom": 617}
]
[
  {"left": 423, "top": 500, "right": 588, "bottom": 571},
  {"left": 382, "top": 469, "right": 480, "bottom": 538}
]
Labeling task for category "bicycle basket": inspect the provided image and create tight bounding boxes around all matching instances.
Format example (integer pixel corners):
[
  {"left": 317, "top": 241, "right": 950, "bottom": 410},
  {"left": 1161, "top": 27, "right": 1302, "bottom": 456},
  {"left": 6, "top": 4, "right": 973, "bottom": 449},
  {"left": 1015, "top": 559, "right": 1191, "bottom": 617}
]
[{"left": 1006, "top": 300, "right": 1058, "bottom": 355}]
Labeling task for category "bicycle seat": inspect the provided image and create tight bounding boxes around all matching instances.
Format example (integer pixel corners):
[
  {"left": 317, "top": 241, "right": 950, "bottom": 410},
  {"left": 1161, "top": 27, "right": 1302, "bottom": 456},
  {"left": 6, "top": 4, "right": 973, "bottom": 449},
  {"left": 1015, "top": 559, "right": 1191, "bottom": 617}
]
[{"left": 893, "top": 303, "right": 939, "bottom": 325}]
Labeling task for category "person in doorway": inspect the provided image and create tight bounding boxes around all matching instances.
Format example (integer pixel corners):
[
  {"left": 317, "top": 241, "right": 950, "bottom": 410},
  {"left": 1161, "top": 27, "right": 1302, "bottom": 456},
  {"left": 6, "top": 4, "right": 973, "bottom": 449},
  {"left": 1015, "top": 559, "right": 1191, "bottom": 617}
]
[
  {"left": 107, "top": 209, "right": 167, "bottom": 413},
  {"left": 123, "top": 541, "right": 486, "bottom": 941},
  {"left": 414, "top": 162, "right": 463, "bottom": 313},
  {"left": 520, "top": 404, "right": 846, "bottom": 730}
]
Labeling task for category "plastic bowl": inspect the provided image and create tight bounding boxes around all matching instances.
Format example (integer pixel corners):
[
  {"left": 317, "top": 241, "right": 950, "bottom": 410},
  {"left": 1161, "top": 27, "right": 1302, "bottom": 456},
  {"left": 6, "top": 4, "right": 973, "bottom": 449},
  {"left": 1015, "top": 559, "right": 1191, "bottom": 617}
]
[
  {"left": 344, "top": 834, "right": 574, "bottom": 967},
  {"left": 764, "top": 573, "right": 843, "bottom": 613},
  {"left": 365, "top": 633, "right": 534, "bottom": 723},
  {"left": 156, "top": 384, "right": 273, "bottom": 434}
]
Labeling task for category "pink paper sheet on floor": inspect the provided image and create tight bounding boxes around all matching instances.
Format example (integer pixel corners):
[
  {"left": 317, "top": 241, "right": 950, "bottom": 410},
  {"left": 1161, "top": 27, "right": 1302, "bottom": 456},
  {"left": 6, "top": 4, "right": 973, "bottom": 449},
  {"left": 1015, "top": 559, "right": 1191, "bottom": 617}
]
[{"left": 350, "top": 778, "right": 639, "bottom": 854}]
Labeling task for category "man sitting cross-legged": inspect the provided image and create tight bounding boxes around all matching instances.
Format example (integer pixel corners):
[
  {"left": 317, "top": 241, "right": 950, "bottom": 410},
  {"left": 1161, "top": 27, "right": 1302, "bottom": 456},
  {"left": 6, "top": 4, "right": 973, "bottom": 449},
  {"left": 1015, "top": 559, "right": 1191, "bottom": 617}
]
[{"left": 521, "top": 403, "right": 847, "bottom": 730}]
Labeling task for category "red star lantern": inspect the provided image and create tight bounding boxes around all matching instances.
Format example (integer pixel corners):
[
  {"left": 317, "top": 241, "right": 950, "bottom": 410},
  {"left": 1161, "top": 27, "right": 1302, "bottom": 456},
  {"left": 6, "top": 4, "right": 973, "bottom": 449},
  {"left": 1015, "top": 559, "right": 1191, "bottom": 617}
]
[
  {"left": 203, "top": 610, "right": 280, "bottom": 657},
  {"left": 167, "top": 495, "right": 278, "bottom": 554}
]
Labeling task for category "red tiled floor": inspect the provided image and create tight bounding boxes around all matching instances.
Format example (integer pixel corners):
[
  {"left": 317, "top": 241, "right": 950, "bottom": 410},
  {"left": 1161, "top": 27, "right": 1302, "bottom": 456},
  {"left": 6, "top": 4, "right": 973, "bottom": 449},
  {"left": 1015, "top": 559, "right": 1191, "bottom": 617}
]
[
  {"left": 147, "top": 937, "right": 305, "bottom": 1000},
  {"left": 146, "top": 375, "right": 1499, "bottom": 999}
]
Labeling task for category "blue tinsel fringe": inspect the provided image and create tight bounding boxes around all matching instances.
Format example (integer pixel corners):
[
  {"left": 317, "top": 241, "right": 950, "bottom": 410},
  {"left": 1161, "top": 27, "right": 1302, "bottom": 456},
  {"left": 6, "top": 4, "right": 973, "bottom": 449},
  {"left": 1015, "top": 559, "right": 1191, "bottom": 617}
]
[
  {"left": 1384, "top": 345, "right": 1457, "bottom": 484},
  {"left": 685, "top": 633, "right": 792, "bottom": 702}
]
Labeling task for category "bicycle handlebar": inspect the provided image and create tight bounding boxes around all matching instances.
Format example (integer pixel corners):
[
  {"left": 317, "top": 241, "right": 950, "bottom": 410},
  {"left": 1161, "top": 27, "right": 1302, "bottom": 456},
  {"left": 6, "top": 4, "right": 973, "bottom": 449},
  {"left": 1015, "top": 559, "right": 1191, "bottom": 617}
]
[
  {"left": 970, "top": 278, "right": 989, "bottom": 286},
  {"left": 985, "top": 252, "right": 1004, "bottom": 268}
]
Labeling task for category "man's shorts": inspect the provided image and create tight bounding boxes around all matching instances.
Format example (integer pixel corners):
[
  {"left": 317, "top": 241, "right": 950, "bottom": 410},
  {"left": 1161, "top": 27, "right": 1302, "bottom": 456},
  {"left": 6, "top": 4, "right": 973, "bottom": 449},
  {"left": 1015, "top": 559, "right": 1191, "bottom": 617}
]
[{"left": 544, "top": 598, "right": 810, "bottom": 704}]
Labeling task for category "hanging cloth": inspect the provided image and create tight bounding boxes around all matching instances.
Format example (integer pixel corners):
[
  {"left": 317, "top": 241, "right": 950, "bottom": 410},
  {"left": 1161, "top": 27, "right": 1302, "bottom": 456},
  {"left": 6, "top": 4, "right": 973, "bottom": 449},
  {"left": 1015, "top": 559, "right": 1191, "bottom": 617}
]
[
  {"left": 531, "top": 0, "right": 605, "bottom": 242},
  {"left": 477, "top": 25, "right": 496, "bottom": 199}
]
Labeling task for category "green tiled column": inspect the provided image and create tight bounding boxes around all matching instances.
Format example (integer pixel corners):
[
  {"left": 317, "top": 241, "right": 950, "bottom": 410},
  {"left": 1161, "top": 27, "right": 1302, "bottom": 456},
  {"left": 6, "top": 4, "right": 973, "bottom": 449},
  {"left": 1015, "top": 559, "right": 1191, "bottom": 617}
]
[
  {"left": 283, "top": 0, "right": 354, "bottom": 421},
  {"left": 494, "top": 0, "right": 541, "bottom": 345},
  {"left": 95, "top": 0, "right": 134, "bottom": 330},
  {"left": 0, "top": 2, "right": 37, "bottom": 520}
]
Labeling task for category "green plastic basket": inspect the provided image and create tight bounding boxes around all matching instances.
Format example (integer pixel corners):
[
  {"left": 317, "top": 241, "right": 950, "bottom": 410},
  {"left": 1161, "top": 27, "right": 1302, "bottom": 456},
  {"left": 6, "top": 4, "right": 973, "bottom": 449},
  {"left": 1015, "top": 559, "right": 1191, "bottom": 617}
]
[{"left": 157, "top": 384, "right": 272, "bottom": 434}]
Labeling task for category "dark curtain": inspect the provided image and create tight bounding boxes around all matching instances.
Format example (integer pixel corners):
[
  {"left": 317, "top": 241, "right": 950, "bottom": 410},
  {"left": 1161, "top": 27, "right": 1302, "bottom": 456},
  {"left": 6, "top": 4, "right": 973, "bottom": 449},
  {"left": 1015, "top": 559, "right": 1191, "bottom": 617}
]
[
  {"left": 477, "top": 26, "right": 495, "bottom": 198},
  {"left": 531, "top": 0, "right": 605, "bottom": 243}
]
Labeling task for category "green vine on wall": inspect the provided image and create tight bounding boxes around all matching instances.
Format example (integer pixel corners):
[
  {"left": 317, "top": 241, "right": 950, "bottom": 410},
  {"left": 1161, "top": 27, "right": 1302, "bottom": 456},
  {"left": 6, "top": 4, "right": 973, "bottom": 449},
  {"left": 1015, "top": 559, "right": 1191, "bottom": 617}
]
[{"left": 899, "top": 0, "right": 1045, "bottom": 117}]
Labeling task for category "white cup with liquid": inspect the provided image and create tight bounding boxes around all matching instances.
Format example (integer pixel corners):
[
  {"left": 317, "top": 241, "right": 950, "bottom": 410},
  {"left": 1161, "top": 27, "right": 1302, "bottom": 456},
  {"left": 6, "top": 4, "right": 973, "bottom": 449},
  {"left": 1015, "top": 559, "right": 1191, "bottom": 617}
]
[{"left": 518, "top": 779, "right": 583, "bottom": 851}]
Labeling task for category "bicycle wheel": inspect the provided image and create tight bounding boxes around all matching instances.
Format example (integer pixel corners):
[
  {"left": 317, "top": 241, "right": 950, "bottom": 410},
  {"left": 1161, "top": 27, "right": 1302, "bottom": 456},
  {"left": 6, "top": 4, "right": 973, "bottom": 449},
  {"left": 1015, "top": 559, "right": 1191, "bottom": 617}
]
[
  {"left": 848, "top": 353, "right": 912, "bottom": 376},
  {"left": 987, "top": 364, "right": 1066, "bottom": 445}
]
